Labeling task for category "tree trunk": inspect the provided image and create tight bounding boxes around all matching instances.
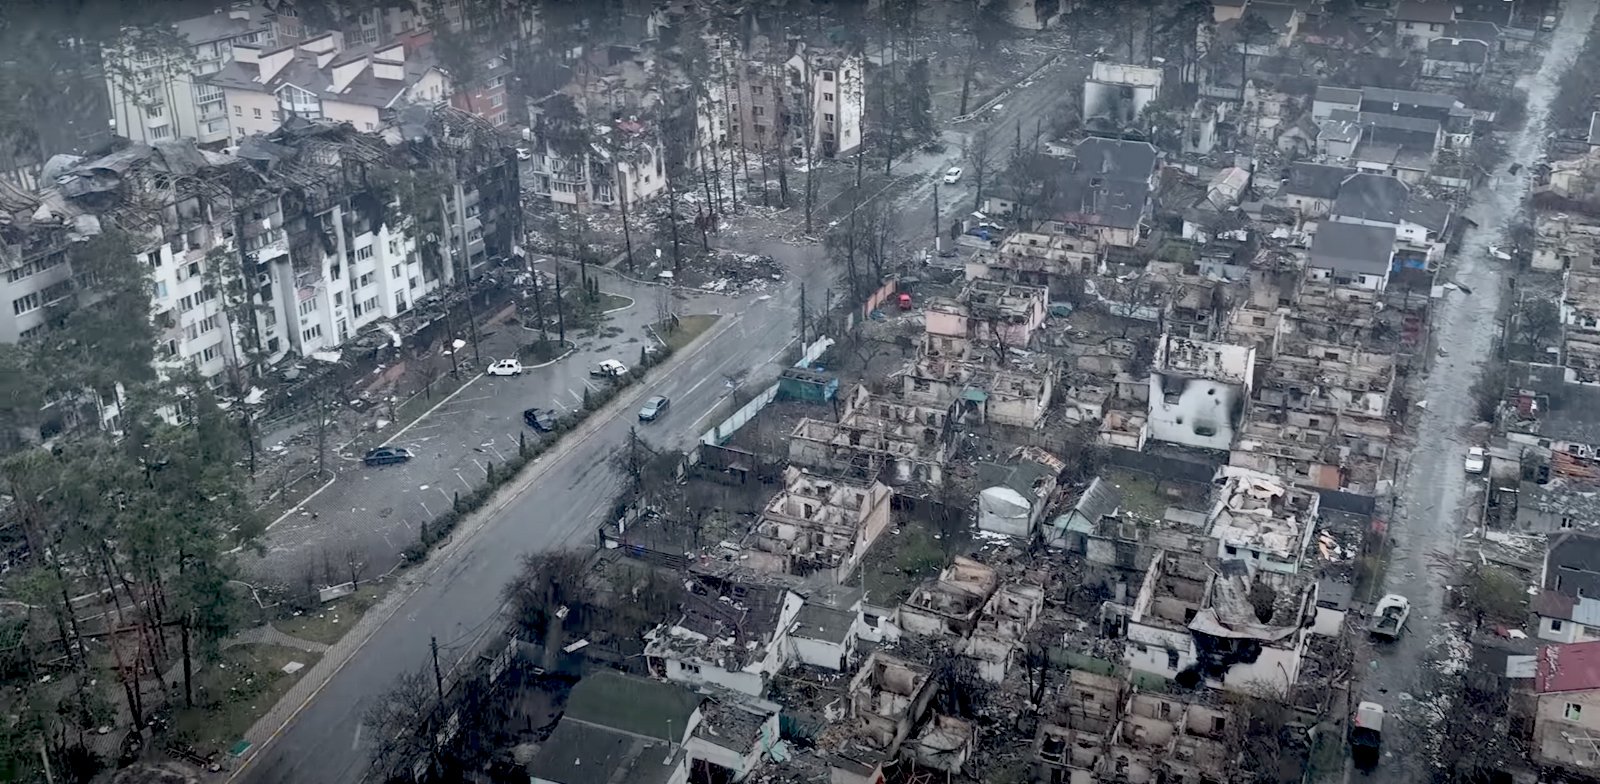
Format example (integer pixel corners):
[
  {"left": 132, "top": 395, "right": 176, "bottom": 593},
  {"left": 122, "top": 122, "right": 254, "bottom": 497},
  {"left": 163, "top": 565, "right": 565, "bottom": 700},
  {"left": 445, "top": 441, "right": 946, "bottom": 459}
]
[
  {"left": 180, "top": 616, "right": 194, "bottom": 708},
  {"left": 619, "top": 176, "right": 635, "bottom": 273},
  {"left": 666, "top": 180, "right": 684, "bottom": 271},
  {"left": 50, "top": 555, "right": 84, "bottom": 669}
]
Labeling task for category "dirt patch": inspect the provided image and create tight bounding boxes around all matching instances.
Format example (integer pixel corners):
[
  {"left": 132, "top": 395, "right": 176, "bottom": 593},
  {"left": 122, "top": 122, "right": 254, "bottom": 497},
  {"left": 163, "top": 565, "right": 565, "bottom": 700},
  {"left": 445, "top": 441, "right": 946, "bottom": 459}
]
[{"left": 275, "top": 584, "right": 384, "bottom": 646}]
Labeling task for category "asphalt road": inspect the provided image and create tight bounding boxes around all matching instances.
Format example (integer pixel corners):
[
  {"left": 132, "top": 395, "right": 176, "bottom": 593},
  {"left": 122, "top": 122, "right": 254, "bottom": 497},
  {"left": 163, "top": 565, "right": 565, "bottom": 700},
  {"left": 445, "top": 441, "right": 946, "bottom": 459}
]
[
  {"left": 1354, "top": 7, "right": 1596, "bottom": 780},
  {"left": 236, "top": 239, "right": 834, "bottom": 784},
  {"left": 236, "top": 31, "right": 1092, "bottom": 784},
  {"left": 238, "top": 269, "right": 695, "bottom": 587}
]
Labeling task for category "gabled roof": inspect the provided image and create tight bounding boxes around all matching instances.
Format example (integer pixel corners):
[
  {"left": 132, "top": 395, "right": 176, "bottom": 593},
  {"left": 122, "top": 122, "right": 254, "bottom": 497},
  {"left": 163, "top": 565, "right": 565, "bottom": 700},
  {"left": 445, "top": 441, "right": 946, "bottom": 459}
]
[
  {"left": 1405, "top": 196, "right": 1452, "bottom": 233},
  {"left": 1427, "top": 38, "right": 1490, "bottom": 64},
  {"left": 1444, "top": 19, "right": 1501, "bottom": 44},
  {"left": 1359, "top": 86, "right": 1461, "bottom": 112},
  {"left": 1532, "top": 590, "right": 1600, "bottom": 625},
  {"left": 1394, "top": 0, "right": 1455, "bottom": 24},
  {"left": 1332, "top": 173, "right": 1411, "bottom": 224},
  {"left": 1309, "top": 221, "right": 1396, "bottom": 276},
  {"left": 1285, "top": 162, "right": 1355, "bottom": 199},
  {"left": 1072, "top": 137, "right": 1160, "bottom": 180},
  {"left": 1072, "top": 476, "right": 1123, "bottom": 524},
  {"left": 528, "top": 721, "right": 682, "bottom": 784},
  {"left": 562, "top": 671, "right": 702, "bottom": 741},
  {"left": 1314, "top": 86, "right": 1363, "bottom": 106},
  {"left": 1536, "top": 641, "right": 1600, "bottom": 694}
]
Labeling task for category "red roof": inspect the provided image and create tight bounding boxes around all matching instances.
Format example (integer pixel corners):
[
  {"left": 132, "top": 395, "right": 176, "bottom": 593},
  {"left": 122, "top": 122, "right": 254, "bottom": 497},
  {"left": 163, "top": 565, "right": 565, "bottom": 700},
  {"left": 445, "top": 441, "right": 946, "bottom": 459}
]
[{"left": 1536, "top": 641, "right": 1600, "bottom": 694}]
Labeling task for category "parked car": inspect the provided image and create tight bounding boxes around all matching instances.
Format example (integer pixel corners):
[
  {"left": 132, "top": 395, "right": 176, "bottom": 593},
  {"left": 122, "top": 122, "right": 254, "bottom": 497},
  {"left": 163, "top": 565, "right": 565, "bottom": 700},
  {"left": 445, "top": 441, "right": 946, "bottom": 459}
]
[
  {"left": 487, "top": 359, "right": 524, "bottom": 376},
  {"left": 942, "top": 166, "right": 963, "bottom": 184},
  {"left": 522, "top": 407, "right": 557, "bottom": 432},
  {"left": 639, "top": 395, "right": 670, "bottom": 422},
  {"left": 591, "top": 359, "right": 629, "bottom": 378},
  {"left": 1464, "top": 446, "right": 1487, "bottom": 474},
  {"left": 363, "top": 446, "right": 414, "bottom": 466}
]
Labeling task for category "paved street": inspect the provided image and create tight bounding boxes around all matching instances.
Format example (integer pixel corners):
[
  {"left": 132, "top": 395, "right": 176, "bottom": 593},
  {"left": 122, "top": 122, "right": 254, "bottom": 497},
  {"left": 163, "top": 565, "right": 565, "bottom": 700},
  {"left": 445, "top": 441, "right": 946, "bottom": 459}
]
[
  {"left": 235, "top": 23, "right": 1094, "bottom": 784},
  {"left": 1355, "top": 7, "right": 1596, "bottom": 780},
  {"left": 238, "top": 272, "right": 713, "bottom": 587},
  {"left": 234, "top": 232, "right": 835, "bottom": 784}
]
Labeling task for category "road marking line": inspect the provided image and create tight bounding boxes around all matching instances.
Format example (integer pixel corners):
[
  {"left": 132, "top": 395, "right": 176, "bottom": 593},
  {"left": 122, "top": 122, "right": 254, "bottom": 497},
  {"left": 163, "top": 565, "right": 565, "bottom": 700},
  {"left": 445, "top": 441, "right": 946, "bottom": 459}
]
[
  {"left": 682, "top": 374, "right": 713, "bottom": 398},
  {"left": 226, "top": 308, "right": 746, "bottom": 783},
  {"left": 455, "top": 471, "right": 472, "bottom": 489},
  {"left": 418, "top": 499, "right": 431, "bottom": 518},
  {"left": 766, "top": 336, "right": 799, "bottom": 366},
  {"left": 383, "top": 371, "right": 486, "bottom": 448},
  {"left": 472, "top": 458, "right": 486, "bottom": 475},
  {"left": 437, "top": 486, "right": 452, "bottom": 504},
  {"left": 351, "top": 722, "right": 362, "bottom": 750}
]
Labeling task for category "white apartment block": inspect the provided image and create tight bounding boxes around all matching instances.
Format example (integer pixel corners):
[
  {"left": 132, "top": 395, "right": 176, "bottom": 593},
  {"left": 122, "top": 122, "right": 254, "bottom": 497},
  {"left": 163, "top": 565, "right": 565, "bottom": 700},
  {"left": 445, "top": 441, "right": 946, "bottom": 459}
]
[
  {"left": 790, "top": 48, "right": 864, "bottom": 160},
  {"left": 524, "top": 121, "right": 668, "bottom": 213},
  {"left": 104, "top": 3, "right": 297, "bottom": 147},
  {"left": 209, "top": 31, "right": 449, "bottom": 143},
  {"left": 726, "top": 40, "right": 864, "bottom": 161}
]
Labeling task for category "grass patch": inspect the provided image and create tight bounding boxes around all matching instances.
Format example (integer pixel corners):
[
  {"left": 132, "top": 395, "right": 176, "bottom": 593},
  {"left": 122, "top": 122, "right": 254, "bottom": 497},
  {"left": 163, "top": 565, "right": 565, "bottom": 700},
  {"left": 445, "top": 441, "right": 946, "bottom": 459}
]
[
  {"left": 275, "top": 583, "right": 385, "bottom": 646},
  {"left": 168, "top": 644, "right": 321, "bottom": 756},
  {"left": 595, "top": 292, "right": 632, "bottom": 312},
  {"left": 654, "top": 314, "right": 721, "bottom": 352},
  {"left": 862, "top": 519, "right": 947, "bottom": 606},
  {"left": 1101, "top": 469, "right": 1170, "bottom": 521},
  {"left": 519, "top": 339, "right": 573, "bottom": 364}
]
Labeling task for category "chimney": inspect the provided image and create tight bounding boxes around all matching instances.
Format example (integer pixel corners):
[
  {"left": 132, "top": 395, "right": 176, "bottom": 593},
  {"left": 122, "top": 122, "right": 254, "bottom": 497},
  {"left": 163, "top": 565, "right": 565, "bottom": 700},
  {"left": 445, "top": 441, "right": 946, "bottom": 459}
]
[
  {"left": 371, "top": 43, "right": 406, "bottom": 81},
  {"left": 232, "top": 43, "right": 261, "bottom": 65},
  {"left": 229, "top": 9, "right": 250, "bottom": 21},
  {"left": 316, "top": 49, "right": 337, "bottom": 69}
]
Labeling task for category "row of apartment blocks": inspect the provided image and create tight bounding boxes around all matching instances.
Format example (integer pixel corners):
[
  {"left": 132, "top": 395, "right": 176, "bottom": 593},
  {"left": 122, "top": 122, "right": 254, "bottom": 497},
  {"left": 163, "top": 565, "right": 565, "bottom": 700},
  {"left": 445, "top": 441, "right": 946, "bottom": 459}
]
[
  {"left": 0, "top": 106, "right": 516, "bottom": 435},
  {"left": 104, "top": 1, "right": 522, "bottom": 152},
  {"left": 520, "top": 33, "right": 865, "bottom": 214}
]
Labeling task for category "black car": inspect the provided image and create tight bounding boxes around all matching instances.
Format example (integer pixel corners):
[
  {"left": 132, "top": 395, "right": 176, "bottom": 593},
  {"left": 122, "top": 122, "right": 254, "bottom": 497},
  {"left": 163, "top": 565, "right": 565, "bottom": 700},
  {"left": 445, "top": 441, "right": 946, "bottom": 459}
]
[
  {"left": 522, "top": 407, "right": 556, "bottom": 432},
  {"left": 363, "top": 446, "right": 414, "bottom": 466}
]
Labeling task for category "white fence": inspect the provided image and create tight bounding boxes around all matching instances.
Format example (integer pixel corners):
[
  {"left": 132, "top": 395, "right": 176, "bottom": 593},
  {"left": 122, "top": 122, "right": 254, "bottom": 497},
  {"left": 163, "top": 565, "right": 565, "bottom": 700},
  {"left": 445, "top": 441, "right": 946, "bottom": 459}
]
[{"left": 697, "top": 336, "right": 834, "bottom": 447}]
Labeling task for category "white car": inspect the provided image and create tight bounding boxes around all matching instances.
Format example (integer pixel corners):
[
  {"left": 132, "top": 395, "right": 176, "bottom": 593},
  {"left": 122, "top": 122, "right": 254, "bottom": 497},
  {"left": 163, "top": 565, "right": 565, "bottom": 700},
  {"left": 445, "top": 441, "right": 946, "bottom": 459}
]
[
  {"left": 590, "top": 359, "right": 629, "bottom": 378},
  {"left": 516, "top": 147, "right": 532, "bottom": 161},
  {"left": 1464, "top": 446, "right": 1487, "bottom": 474},
  {"left": 942, "top": 166, "right": 963, "bottom": 184},
  {"left": 487, "top": 359, "right": 524, "bottom": 376}
]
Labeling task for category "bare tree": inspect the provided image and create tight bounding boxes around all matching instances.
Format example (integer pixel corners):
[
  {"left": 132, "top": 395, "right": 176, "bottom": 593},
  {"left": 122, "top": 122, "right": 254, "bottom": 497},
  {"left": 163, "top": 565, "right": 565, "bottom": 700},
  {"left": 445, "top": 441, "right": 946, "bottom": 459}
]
[
  {"left": 364, "top": 668, "right": 439, "bottom": 780},
  {"left": 969, "top": 124, "right": 1001, "bottom": 212}
]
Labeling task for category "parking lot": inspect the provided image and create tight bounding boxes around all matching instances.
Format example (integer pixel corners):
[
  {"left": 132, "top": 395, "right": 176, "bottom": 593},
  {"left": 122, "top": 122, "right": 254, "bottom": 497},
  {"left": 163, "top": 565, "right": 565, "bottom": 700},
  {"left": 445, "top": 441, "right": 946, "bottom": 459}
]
[{"left": 240, "top": 274, "right": 708, "bottom": 587}]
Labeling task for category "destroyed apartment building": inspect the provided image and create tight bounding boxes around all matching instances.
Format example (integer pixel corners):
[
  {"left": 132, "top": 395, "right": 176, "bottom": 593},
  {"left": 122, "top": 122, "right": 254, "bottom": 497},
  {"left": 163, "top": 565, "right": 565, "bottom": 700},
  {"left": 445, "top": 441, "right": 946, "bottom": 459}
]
[{"left": 0, "top": 106, "right": 518, "bottom": 415}]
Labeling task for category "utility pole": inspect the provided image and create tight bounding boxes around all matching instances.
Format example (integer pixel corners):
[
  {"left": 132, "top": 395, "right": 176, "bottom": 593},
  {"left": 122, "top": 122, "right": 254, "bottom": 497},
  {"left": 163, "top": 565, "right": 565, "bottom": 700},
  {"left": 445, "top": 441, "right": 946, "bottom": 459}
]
[
  {"left": 431, "top": 636, "right": 444, "bottom": 700},
  {"left": 933, "top": 181, "right": 942, "bottom": 254}
]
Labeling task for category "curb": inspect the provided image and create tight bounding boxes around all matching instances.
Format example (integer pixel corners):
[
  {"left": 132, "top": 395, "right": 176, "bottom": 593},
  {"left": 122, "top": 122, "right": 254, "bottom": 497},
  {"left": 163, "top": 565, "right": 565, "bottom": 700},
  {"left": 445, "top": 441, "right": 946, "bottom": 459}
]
[{"left": 224, "top": 309, "right": 742, "bottom": 782}]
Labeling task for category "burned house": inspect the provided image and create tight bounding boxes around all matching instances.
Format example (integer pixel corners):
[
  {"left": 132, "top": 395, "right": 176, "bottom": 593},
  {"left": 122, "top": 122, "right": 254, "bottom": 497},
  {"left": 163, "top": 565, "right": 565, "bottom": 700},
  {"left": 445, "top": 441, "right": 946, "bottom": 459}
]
[
  {"left": 788, "top": 385, "right": 953, "bottom": 489},
  {"left": 961, "top": 581, "right": 1046, "bottom": 683},
  {"left": 1187, "top": 567, "right": 1319, "bottom": 696},
  {"left": 1035, "top": 670, "right": 1124, "bottom": 782},
  {"left": 1123, "top": 549, "right": 1212, "bottom": 680},
  {"left": 900, "top": 354, "right": 1057, "bottom": 431},
  {"left": 923, "top": 279, "right": 1050, "bottom": 358},
  {"left": 744, "top": 467, "right": 893, "bottom": 585},
  {"left": 899, "top": 556, "right": 1001, "bottom": 638},
  {"left": 845, "top": 652, "right": 937, "bottom": 753},
  {"left": 1207, "top": 466, "right": 1322, "bottom": 574},
  {"left": 645, "top": 577, "right": 804, "bottom": 698},
  {"left": 1106, "top": 692, "right": 1235, "bottom": 784},
  {"left": 969, "top": 231, "right": 1101, "bottom": 291},
  {"left": 1147, "top": 335, "right": 1256, "bottom": 452}
]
